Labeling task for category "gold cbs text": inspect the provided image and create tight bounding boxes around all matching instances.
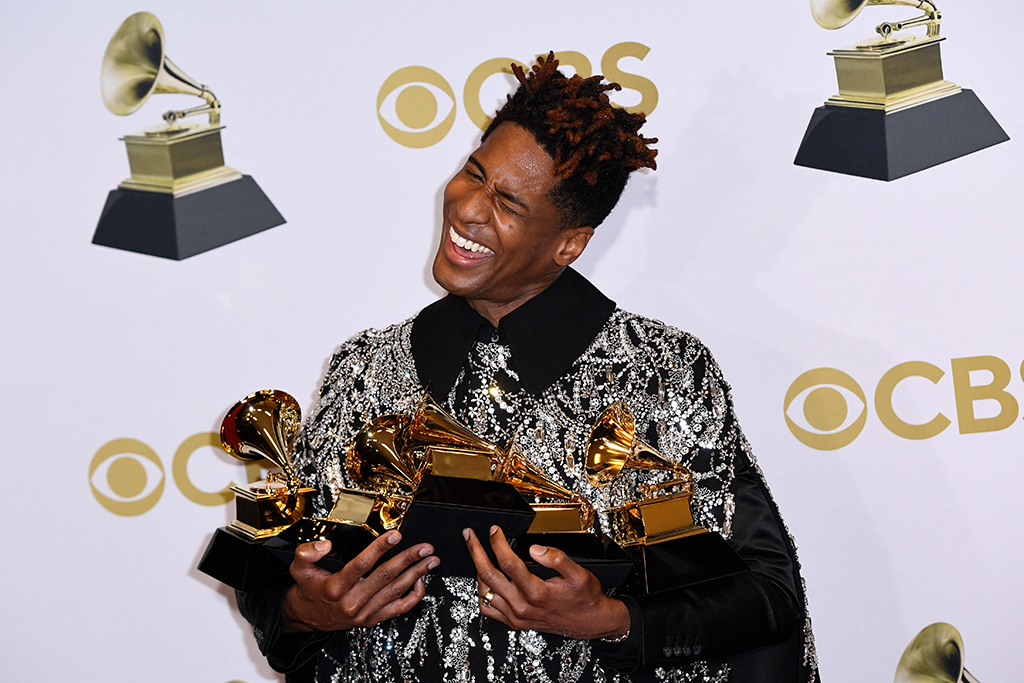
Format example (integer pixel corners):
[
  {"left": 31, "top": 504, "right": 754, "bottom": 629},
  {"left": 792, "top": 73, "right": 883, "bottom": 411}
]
[
  {"left": 377, "top": 44, "right": 658, "bottom": 148},
  {"left": 785, "top": 355, "right": 1023, "bottom": 450}
]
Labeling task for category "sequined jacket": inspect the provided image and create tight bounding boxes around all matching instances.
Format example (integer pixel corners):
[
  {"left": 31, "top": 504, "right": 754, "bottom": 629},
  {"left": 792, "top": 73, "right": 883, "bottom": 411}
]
[{"left": 237, "top": 268, "right": 819, "bottom": 683}]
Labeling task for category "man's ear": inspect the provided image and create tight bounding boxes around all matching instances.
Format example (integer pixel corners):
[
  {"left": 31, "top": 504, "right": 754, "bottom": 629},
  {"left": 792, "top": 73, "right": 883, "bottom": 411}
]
[{"left": 554, "top": 226, "right": 595, "bottom": 267}]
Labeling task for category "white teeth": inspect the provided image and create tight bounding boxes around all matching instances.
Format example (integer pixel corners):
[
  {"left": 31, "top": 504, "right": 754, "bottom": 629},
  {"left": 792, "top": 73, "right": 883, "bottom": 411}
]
[{"left": 449, "top": 226, "right": 494, "bottom": 254}]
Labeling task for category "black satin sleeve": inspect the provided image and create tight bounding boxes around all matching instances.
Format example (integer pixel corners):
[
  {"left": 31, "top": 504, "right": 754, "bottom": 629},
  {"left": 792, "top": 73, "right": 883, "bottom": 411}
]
[{"left": 234, "top": 586, "right": 337, "bottom": 675}]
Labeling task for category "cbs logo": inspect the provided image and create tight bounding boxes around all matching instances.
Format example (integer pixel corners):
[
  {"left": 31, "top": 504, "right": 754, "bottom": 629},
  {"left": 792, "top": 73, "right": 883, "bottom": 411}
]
[
  {"left": 377, "top": 44, "right": 658, "bottom": 148},
  {"left": 89, "top": 433, "right": 261, "bottom": 517},
  {"left": 785, "top": 355, "right": 1023, "bottom": 450}
]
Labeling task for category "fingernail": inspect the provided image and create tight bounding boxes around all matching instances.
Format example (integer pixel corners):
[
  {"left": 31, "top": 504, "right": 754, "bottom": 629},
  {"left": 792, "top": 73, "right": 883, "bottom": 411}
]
[
  {"left": 428, "top": 557, "right": 440, "bottom": 570},
  {"left": 419, "top": 545, "right": 433, "bottom": 558},
  {"left": 530, "top": 545, "right": 548, "bottom": 556},
  {"left": 314, "top": 541, "right": 329, "bottom": 552},
  {"left": 489, "top": 525, "right": 498, "bottom": 537},
  {"left": 462, "top": 528, "right": 470, "bottom": 541},
  {"left": 388, "top": 531, "right": 401, "bottom": 545}
]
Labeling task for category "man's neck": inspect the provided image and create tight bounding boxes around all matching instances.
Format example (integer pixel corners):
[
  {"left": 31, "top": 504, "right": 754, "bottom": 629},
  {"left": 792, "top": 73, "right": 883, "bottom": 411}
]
[{"left": 464, "top": 270, "right": 565, "bottom": 327}]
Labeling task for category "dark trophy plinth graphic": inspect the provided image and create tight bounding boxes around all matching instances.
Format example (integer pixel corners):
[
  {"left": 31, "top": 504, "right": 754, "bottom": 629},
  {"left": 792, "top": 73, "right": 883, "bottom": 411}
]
[
  {"left": 586, "top": 403, "right": 746, "bottom": 594},
  {"left": 197, "top": 390, "right": 315, "bottom": 590},
  {"left": 794, "top": 0, "right": 1008, "bottom": 180},
  {"left": 94, "top": 12, "right": 284, "bottom": 260}
]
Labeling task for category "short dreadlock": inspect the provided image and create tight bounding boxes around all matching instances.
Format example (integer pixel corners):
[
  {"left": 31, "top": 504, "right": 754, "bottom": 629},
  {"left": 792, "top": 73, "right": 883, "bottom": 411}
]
[{"left": 483, "top": 52, "right": 658, "bottom": 229}]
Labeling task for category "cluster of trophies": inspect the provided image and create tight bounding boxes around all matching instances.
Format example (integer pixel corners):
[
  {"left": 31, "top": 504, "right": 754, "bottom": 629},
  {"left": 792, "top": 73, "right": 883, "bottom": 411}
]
[{"left": 199, "top": 389, "right": 741, "bottom": 594}]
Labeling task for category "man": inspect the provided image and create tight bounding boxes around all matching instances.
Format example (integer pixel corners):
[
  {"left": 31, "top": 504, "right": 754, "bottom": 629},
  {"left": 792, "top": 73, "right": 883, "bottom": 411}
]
[{"left": 238, "top": 54, "right": 819, "bottom": 683}]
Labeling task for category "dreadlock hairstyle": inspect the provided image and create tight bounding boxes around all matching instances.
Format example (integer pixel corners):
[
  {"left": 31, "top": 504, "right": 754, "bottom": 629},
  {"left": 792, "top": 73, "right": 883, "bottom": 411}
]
[{"left": 483, "top": 52, "right": 658, "bottom": 229}]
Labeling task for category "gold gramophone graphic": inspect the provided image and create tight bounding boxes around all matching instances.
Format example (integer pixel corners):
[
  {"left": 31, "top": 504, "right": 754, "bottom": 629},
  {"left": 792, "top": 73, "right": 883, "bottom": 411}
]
[
  {"left": 794, "top": 0, "right": 1008, "bottom": 180},
  {"left": 586, "top": 402, "right": 705, "bottom": 547},
  {"left": 93, "top": 12, "right": 284, "bottom": 260},
  {"left": 895, "top": 622, "right": 980, "bottom": 683}
]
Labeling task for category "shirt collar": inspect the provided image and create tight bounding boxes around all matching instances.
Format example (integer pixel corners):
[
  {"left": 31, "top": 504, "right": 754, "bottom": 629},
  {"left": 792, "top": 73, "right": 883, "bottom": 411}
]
[{"left": 411, "top": 267, "right": 616, "bottom": 398}]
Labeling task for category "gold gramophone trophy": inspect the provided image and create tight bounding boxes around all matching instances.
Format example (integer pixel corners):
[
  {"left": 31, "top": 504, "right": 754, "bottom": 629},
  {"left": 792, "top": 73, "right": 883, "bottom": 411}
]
[
  {"left": 586, "top": 402, "right": 746, "bottom": 594},
  {"left": 794, "top": 0, "right": 1007, "bottom": 180},
  {"left": 197, "top": 390, "right": 315, "bottom": 590},
  {"left": 347, "top": 397, "right": 536, "bottom": 578},
  {"left": 93, "top": 12, "right": 284, "bottom": 259}
]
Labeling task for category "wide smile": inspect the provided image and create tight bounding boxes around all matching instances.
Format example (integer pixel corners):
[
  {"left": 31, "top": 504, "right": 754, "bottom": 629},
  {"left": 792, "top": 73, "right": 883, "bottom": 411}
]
[{"left": 448, "top": 226, "right": 494, "bottom": 256}]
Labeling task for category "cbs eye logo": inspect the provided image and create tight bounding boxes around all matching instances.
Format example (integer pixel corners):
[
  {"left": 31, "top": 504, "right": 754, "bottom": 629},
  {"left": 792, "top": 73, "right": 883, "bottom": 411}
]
[
  {"left": 785, "top": 356, "right": 1024, "bottom": 450},
  {"left": 377, "top": 44, "right": 659, "bottom": 148},
  {"left": 89, "top": 434, "right": 261, "bottom": 517},
  {"left": 784, "top": 368, "right": 868, "bottom": 450}
]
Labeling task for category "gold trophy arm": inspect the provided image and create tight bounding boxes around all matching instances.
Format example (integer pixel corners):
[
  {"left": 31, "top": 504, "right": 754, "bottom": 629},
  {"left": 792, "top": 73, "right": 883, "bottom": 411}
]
[
  {"left": 158, "top": 58, "right": 220, "bottom": 124},
  {"left": 571, "top": 493, "right": 596, "bottom": 531},
  {"left": 873, "top": 1, "right": 940, "bottom": 39}
]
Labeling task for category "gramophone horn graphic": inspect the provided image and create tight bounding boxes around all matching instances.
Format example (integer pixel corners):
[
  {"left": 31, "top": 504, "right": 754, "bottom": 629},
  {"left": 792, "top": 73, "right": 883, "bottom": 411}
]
[
  {"left": 894, "top": 622, "right": 980, "bottom": 683},
  {"left": 794, "top": 0, "right": 1008, "bottom": 180},
  {"left": 93, "top": 12, "right": 284, "bottom": 260}
]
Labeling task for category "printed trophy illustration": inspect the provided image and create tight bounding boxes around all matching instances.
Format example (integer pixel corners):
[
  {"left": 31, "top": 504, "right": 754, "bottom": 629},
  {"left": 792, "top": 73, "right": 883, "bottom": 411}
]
[
  {"left": 94, "top": 12, "right": 284, "bottom": 259},
  {"left": 794, "top": 0, "right": 1007, "bottom": 180},
  {"left": 894, "top": 622, "right": 980, "bottom": 683},
  {"left": 586, "top": 402, "right": 746, "bottom": 594},
  {"left": 346, "top": 397, "right": 535, "bottom": 578}
]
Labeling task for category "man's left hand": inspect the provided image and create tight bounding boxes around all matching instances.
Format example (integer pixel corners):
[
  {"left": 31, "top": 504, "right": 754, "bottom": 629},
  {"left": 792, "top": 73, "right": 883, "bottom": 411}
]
[{"left": 464, "top": 526, "right": 630, "bottom": 640}]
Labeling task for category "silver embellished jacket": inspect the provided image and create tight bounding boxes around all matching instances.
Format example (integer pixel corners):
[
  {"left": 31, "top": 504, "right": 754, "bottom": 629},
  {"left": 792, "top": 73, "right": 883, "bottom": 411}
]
[{"left": 238, "top": 269, "right": 819, "bottom": 683}]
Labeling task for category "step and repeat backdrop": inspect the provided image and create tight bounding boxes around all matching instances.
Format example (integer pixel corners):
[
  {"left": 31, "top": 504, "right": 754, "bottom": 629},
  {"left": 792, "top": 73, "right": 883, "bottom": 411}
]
[{"left": 2, "top": 2, "right": 1020, "bottom": 681}]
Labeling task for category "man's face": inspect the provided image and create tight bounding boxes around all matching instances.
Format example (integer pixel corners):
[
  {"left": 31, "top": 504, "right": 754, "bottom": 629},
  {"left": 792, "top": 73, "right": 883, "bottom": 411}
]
[{"left": 432, "top": 123, "right": 591, "bottom": 321}]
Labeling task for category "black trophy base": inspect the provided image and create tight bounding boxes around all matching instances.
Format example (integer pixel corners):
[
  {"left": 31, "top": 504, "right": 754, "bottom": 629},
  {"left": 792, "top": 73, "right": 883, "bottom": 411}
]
[
  {"left": 263, "top": 518, "right": 378, "bottom": 574},
  {"left": 794, "top": 89, "right": 1009, "bottom": 181},
  {"left": 197, "top": 526, "right": 293, "bottom": 591},
  {"left": 624, "top": 531, "right": 749, "bottom": 595},
  {"left": 93, "top": 175, "right": 285, "bottom": 260},
  {"left": 516, "top": 533, "right": 634, "bottom": 593},
  {"left": 394, "top": 474, "right": 536, "bottom": 578}
]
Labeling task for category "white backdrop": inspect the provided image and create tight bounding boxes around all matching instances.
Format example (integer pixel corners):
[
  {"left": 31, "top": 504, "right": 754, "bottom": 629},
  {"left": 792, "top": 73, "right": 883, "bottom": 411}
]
[{"left": 1, "top": 2, "right": 1021, "bottom": 681}]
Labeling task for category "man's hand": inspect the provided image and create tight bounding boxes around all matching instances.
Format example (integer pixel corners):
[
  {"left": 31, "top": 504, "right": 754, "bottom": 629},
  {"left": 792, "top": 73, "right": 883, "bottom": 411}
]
[
  {"left": 281, "top": 530, "right": 439, "bottom": 633},
  {"left": 464, "top": 526, "right": 630, "bottom": 640}
]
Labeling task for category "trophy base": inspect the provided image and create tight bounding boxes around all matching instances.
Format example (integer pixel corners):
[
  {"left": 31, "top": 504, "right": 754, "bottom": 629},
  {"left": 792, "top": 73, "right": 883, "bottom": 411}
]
[
  {"left": 794, "top": 89, "right": 1009, "bottom": 181},
  {"left": 263, "top": 517, "right": 379, "bottom": 574},
  {"left": 516, "top": 532, "right": 634, "bottom": 593},
  {"left": 197, "top": 526, "right": 293, "bottom": 591},
  {"left": 92, "top": 175, "right": 285, "bottom": 260},
  {"left": 393, "top": 474, "right": 536, "bottom": 578},
  {"left": 623, "top": 531, "right": 749, "bottom": 595}
]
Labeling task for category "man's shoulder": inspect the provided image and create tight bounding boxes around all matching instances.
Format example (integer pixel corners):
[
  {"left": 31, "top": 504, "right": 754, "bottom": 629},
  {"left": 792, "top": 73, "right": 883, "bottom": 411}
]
[
  {"left": 604, "top": 307, "right": 711, "bottom": 356},
  {"left": 323, "top": 315, "right": 417, "bottom": 374}
]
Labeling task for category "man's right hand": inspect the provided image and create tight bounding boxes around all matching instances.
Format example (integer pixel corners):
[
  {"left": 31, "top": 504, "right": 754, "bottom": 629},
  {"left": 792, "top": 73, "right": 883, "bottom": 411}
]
[{"left": 281, "top": 530, "right": 439, "bottom": 633}]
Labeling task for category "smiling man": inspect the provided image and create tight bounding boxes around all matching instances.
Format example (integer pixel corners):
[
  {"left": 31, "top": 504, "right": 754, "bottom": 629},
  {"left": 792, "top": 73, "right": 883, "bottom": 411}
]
[{"left": 236, "top": 54, "right": 819, "bottom": 683}]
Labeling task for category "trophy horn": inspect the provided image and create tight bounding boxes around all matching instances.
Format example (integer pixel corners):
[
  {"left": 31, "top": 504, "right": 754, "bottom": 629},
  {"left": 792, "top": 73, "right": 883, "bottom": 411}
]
[
  {"left": 810, "top": 0, "right": 940, "bottom": 38},
  {"left": 220, "top": 390, "right": 302, "bottom": 490},
  {"left": 346, "top": 414, "right": 425, "bottom": 493},
  {"left": 496, "top": 446, "right": 596, "bottom": 531},
  {"left": 585, "top": 402, "right": 692, "bottom": 488},
  {"left": 895, "top": 623, "right": 980, "bottom": 683},
  {"left": 399, "top": 395, "right": 504, "bottom": 460},
  {"left": 101, "top": 11, "right": 220, "bottom": 124}
]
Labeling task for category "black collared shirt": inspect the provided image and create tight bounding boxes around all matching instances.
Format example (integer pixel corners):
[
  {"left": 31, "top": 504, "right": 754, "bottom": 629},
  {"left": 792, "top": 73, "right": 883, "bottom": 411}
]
[{"left": 411, "top": 267, "right": 617, "bottom": 398}]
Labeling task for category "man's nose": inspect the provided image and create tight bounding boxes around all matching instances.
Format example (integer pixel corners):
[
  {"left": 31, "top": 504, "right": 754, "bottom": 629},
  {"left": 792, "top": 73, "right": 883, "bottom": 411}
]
[{"left": 455, "top": 187, "right": 491, "bottom": 226}]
